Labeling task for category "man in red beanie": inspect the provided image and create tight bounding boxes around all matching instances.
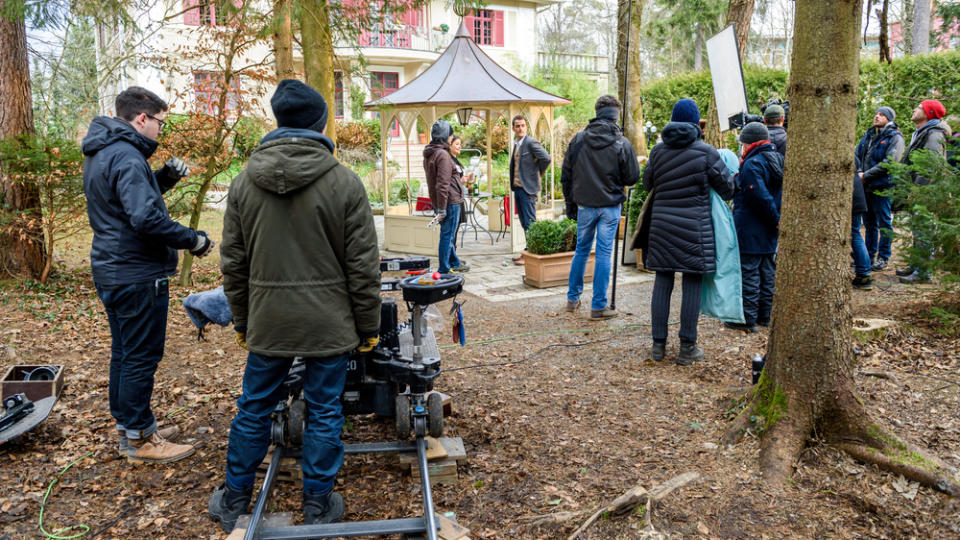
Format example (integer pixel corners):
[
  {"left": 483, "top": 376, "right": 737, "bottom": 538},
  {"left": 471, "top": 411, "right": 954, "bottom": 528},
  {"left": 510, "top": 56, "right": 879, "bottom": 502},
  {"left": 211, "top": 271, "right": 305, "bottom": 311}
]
[{"left": 897, "top": 98, "right": 951, "bottom": 283}]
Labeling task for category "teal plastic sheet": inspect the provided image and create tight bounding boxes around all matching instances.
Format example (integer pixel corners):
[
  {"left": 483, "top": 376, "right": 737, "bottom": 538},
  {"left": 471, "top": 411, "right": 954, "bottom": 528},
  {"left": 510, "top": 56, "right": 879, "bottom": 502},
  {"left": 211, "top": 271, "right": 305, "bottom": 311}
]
[{"left": 701, "top": 188, "right": 745, "bottom": 323}]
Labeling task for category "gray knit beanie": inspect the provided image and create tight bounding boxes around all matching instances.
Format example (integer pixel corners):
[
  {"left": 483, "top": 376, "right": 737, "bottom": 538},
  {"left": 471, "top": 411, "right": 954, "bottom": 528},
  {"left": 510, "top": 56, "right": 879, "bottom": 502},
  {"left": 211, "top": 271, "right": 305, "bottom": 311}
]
[
  {"left": 876, "top": 106, "right": 895, "bottom": 122},
  {"left": 738, "top": 122, "right": 769, "bottom": 144}
]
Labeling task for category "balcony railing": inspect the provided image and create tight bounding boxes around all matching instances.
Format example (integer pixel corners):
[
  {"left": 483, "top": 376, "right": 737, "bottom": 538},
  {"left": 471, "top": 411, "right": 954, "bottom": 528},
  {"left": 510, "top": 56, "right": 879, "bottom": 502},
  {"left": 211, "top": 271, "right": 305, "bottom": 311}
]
[
  {"left": 537, "top": 52, "right": 610, "bottom": 74},
  {"left": 353, "top": 26, "right": 451, "bottom": 52}
]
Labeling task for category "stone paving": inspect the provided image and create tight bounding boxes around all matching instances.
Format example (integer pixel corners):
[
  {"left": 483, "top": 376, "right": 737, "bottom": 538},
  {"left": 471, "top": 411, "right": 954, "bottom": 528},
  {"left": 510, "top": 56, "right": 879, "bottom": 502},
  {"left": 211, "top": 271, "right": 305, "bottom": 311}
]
[{"left": 375, "top": 214, "right": 655, "bottom": 303}]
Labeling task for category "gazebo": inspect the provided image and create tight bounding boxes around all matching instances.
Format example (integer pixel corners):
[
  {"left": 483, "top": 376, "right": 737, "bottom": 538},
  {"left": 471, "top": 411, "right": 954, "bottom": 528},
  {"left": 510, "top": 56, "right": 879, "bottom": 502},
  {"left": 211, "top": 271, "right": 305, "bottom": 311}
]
[{"left": 364, "top": 21, "right": 571, "bottom": 255}]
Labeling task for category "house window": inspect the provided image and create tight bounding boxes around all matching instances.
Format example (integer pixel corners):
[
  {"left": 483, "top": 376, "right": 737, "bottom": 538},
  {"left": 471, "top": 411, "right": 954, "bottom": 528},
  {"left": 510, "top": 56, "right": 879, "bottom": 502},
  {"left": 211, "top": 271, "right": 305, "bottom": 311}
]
[
  {"left": 334, "top": 72, "right": 344, "bottom": 119},
  {"left": 370, "top": 71, "right": 399, "bottom": 136},
  {"left": 194, "top": 71, "right": 240, "bottom": 116},
  {"left": 465, "top": 9, "right": 504, "bottom": 47}
]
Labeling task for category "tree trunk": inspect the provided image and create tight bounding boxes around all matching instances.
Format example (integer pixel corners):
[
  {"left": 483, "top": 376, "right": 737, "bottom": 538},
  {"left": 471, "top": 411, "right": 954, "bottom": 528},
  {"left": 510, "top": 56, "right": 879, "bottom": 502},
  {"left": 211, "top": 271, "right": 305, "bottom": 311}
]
[
  {"left": 0, "top": 2, "right": 45, "bottom": 279},
  {"left": 726, "top": 0, "right": 960, "bottom": 497},
  {"left": 878, "top": 0, "right": 892, "bottom": 63},
  {"left": 301, "top": 0, "right": 337, "bottom": 146},
  {"left": 273, "top": 0, "right": 295, "bottom": 79},
  {"left": 694, "top": 24, "right": 704, "bottom": 71},
  {"left": 912, "top": 0, "right": 931, "bottom": 54},
  {"left": 703, "top": 0, "right": 755, "bottom": 148},
  {"left": 903, "top": 0, "right": 914, "bottom": 54},
  {"left": 616, "top": 0, "right": 647, "bottom": 157}
]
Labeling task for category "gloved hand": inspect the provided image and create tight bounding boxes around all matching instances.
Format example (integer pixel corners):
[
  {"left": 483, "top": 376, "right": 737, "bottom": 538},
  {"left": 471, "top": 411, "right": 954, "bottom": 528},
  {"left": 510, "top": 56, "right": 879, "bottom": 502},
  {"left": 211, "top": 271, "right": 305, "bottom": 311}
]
[
  {"left": 357, "top": 335, "right": 379, "bottom": 353},
  {"left": 165, "top": 157, "right": 190, "bottom": 179},
  {"left": 190, "top": 231, "right": 214, "bottom": 257},
  {"left": 235, "top": 331, "right": 247, "bottom": 350}
]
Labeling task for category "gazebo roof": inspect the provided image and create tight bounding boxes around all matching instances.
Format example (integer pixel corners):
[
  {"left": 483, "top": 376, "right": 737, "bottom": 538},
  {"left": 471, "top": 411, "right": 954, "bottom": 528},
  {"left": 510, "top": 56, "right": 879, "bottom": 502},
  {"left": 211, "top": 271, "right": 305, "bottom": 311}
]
[{"left": 364, "top": 21, "right": 570, "bottom": 108}]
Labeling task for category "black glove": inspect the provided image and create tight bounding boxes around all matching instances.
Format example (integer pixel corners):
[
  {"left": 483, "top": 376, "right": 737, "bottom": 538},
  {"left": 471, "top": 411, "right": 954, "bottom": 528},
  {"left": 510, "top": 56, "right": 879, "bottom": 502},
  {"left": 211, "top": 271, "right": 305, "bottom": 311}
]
[
  {"left": 565, "top": 202, "right": 578, "bottom": 221},
  {"left": 190, "top": 231, "right": 214, "bottom": 257},
  {"left": 165, "top": 157, "right": 190, "bottom": 179}
]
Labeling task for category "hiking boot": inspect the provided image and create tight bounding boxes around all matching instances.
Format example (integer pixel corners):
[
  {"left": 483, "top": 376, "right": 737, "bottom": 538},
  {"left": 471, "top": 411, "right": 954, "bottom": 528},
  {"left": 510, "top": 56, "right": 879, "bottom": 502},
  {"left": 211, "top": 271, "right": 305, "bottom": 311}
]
[
  {"left": 127, "top": 431, "right": 195, "bottom": 464},
  {"left": 724, "top": 321, "right": 757, "bottom": 333},
  {"left": 677, "top": 342, "right": 705, "bottom": 366},
  {"left": 451, "top": 262, "right": 470, "bottom": 273},
  {"left": 303, "top": 490, "right": 345, "bottom": 525},
  {"left": 899, "top": 271, "right": 931, "bottom": 284},
  {"left": 650, "top": 342, "right": 666, "bottom": 362},
  {"left": 118, "top": 425, "right": 180, "bottom": 457},
  {"left": 208, "top": 482, "right": 253, "bottom": 533},
  {"left": 895, "top": 267, "right": 915, "bottom": 277},
  {"left": 871, "top": 257, "right": 888, "bottom": 271},
  {"left": 852, "top": 276, "right": 874, "bottom": 290},
  {"left": 565, "top": 299, "right": 581, "bottom": 312},
  {"left": 589, "top": 308, "right": 617, "bottom": 320},
  {"left": 756, "top": 319, "right": 770, "bottom": 328}
]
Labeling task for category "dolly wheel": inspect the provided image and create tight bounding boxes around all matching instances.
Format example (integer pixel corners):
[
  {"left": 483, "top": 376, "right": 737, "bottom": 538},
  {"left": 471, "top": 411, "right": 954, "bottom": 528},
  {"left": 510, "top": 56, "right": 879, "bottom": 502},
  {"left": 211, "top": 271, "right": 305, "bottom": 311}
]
[
  {"left": 395, "top": 394, "right": 411, "bottom": 439},
  {"left": 427, "top": 392, "right": 443, "bottom": 438}
]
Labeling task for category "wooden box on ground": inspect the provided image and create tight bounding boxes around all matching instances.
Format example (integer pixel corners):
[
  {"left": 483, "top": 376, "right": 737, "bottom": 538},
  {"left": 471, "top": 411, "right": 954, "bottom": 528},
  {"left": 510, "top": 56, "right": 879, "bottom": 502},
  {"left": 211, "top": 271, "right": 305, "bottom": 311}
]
[
  {"left": 399, "top": 437, "right": 467, "bottom": 486},
  {"left": 1, "top": 365, "right": 64, "bottom": 402},
  {"left": 522, "top": 251, "right": 595, "bottom": 288},
  {"left": 256, "top": 449, "right": 302, "bottom": 485}
]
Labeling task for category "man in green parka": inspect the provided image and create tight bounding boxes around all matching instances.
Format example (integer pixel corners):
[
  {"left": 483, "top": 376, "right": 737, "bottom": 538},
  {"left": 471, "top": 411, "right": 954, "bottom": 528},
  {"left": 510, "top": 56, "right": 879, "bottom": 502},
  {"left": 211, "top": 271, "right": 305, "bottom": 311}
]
[{"left": 208, "top": 79, "right": 381, "bottom": 533}]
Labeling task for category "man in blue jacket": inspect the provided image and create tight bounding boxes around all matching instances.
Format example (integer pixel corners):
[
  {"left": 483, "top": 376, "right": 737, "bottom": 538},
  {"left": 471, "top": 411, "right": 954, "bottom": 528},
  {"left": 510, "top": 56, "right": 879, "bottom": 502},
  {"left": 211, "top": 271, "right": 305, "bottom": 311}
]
[
  {"left": 727, "top": 122, "right": 784, "bottom": 333},
  {"left": 854, "top": 106, "right": 904, "bottom": 272},
  {"left": 82, "top": 86, "right": 213, "bottom": 464}
]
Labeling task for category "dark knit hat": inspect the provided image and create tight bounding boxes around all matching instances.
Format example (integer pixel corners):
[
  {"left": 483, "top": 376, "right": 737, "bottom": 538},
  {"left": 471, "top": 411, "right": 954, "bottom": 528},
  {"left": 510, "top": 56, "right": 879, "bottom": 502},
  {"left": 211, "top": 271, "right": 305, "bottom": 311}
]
[
  {"left": 763, "top": 104, "right": 785, "bottom": 121},
  {"left": 876, "top": 106, "right": 895, "bottom": 122},
  {"left": 671, "top": 98, "right": 700, "bottom": 124},
  {"left": 271, "top": 79, "right": 328, "bottom": 132},
  {"left": 920, "top": 99, "right": 946, "bottom": 120},
  {"left": 430, "top": 120, "right": 453, "bottom": 144},
  {"left": 738, "top": 122, "right": 769, "bottom": 144}
]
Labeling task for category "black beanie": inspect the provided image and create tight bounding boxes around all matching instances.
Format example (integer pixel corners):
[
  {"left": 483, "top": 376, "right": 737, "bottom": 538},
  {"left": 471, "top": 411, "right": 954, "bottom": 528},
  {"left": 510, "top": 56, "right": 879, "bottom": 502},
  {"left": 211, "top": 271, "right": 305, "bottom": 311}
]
[{"left": 271, "top": 79, "right": 328, "bottom": 133}]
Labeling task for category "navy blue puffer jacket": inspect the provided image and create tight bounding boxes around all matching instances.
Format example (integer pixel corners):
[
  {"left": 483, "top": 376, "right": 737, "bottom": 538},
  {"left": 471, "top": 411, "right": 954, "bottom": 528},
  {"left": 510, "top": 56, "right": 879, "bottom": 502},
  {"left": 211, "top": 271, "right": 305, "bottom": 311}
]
[
  {"left": 82, "top": 117, "right": 198, "bottom": 286},
  {"left": 732, "top": 142, "right": 784, "bottom": 255},
  {"left": 642, "top": 122, "right": 735, "bottom": 274}
]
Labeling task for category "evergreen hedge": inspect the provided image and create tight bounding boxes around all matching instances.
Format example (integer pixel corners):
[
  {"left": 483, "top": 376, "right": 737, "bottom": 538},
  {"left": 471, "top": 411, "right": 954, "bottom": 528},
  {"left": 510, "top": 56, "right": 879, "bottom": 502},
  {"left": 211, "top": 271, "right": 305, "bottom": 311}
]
[{"left": 638, "top": 50, "right": 960, "bottom": 140}]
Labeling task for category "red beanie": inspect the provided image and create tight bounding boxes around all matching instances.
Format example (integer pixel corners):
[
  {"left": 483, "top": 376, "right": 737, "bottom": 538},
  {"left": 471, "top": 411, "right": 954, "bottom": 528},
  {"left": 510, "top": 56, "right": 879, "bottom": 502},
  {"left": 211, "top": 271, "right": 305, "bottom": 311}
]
[{"left": 921, "top": 99, "right": 946, "bottom": 120}]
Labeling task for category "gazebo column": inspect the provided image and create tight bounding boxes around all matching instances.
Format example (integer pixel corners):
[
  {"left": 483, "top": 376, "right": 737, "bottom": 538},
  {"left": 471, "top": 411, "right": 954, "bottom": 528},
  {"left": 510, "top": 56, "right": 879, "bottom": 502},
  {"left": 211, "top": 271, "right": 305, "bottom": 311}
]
[{"left": 485, "top": 109, "right": 492, "bottom": 195}]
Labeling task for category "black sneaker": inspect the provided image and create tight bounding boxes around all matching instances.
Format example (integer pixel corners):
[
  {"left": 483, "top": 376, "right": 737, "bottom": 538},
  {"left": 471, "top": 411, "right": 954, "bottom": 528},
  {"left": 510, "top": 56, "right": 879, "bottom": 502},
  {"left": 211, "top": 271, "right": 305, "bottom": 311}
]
[
  {"left": 871, "top": 257, "right": 888, "bottom": 271},
  {"left": 650, "top": 342, "right": 666, "bottom": 362},
  {"left": 304, "top": 490, "right": 345, "bottom": 525},
  {"left": 451, "top": 262, "right": 470, "bottom": 273},
  {"left": 852, "top": 276, "right": 874, "bottom": 290},
  {"left": 895, "top": 267, "right": 914, "bottom": 277},
  {"left": 724, "top": 321, "right": 758, "bottom": 333},
  {"left": 208, "top": 482, "right": 253, "bottom": 533},
  {"left": 676, "top": 342, "right": 704, "bottom": 366},
  {"left": 899, "top": 271, "right": 931, "bottom": 284},
  {"left": 756, "top": 319, "right": 770, "bottom": 328}
]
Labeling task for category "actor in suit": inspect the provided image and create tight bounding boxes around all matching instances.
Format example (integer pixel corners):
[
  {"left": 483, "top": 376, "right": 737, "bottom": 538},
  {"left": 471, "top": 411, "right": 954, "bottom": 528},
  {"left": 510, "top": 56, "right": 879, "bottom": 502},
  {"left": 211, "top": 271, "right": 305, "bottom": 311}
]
[{"left": 509, "top": 114, "right": 551, "bottom": 264}]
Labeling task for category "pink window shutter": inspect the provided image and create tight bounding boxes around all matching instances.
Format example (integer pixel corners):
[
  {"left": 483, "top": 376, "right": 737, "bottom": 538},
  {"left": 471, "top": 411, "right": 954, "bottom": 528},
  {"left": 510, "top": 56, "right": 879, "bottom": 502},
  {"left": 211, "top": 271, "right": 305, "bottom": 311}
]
[
  {"left": 183, "top": 0, "right": 200, "bottom": 25},
  {"left": 463, "top": 13, "right": 476, "bottom": 41},
  {"left": 493, "top": 10, "right": 504, "bottom": 47}
]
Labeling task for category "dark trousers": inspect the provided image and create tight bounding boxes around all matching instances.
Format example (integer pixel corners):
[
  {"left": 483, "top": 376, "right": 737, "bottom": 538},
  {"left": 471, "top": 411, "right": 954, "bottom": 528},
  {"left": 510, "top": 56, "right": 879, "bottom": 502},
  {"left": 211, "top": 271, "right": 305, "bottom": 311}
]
[
  {"left": 512, "top": 187, "right": 537, "bottom": 231},
  {"left": 651, "top": 272, "right": 703, "bottom": 344},
  {"left": 226, "top": 352, "right": 348, "bottom": 495},
  {"left": 864, "top": 193, "right": 893, "bottom": 260},
  {"left": 741, "top": 254, "right": 776, "bottom": 325},
  {"left": 96, "top": 279, "right": 169, "bottom": 439}
]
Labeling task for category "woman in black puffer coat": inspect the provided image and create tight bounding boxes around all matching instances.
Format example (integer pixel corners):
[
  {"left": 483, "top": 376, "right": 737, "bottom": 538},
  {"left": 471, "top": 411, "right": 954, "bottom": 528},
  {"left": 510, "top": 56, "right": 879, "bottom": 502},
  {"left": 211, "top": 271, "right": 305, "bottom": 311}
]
[{"left": 641, "top": 99, "right": 734, "bottom": 365}]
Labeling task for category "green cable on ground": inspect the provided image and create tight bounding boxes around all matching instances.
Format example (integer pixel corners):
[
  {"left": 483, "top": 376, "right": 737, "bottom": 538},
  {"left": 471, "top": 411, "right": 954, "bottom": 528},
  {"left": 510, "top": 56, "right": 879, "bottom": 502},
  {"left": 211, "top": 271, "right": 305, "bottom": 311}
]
[
  {"left": 438, "top": 321, "right": 677, "bottom": 349},
  {"left": 38, "top": 451, "right": 95, "bottom": 539}
]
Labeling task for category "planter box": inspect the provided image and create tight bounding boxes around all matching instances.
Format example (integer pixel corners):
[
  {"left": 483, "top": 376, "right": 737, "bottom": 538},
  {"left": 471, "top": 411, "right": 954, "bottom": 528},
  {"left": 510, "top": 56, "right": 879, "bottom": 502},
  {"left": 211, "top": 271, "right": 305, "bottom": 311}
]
[
  {"left": 522, "top": 250, "right": 595, "bottom": 288},
  {"left": 1, "top": 365, "right": 64, "bottom": 402}
]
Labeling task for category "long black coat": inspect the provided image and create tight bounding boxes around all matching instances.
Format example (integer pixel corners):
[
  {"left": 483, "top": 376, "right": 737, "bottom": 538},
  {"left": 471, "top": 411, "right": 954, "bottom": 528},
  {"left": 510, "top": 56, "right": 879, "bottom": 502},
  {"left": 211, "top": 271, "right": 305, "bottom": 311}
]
[{"left": 640, "top": 122, "right": 734, "bottom": 274}]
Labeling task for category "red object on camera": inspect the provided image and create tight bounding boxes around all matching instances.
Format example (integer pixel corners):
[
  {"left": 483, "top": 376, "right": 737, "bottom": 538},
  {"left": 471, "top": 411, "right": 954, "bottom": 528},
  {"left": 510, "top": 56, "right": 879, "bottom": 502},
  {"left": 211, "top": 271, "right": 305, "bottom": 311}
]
[{"left": 432, "top": 272, "right": 441, "bottom": 280}]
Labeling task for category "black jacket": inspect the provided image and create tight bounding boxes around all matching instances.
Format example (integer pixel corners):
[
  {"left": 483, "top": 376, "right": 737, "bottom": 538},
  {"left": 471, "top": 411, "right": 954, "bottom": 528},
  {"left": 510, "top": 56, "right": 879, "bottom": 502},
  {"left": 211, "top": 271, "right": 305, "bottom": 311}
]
[
  {"left": 854, "top": 122, "right": 905, "bottom": 192},
  {"left": 640, "top": 122, "right": 734, "bottom": 274},
  {"left": 82, "top": 117, "right": 198, "bottom": 286},
  {"left": 767, "top": 125, "right": 787, "bottom": 156},
  {"left": 852, "top": 173, "right": 867, "bottom": 216},
  {"left": 560, "top": 118, "right": 640, "bottom": 209}
]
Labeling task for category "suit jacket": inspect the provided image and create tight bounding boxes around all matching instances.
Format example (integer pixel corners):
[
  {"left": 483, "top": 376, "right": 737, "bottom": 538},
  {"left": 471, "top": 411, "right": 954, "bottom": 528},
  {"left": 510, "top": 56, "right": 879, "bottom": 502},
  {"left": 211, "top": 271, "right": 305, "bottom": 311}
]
[{"left": 509, "top": 136, "right": 551, "bottom": 195}]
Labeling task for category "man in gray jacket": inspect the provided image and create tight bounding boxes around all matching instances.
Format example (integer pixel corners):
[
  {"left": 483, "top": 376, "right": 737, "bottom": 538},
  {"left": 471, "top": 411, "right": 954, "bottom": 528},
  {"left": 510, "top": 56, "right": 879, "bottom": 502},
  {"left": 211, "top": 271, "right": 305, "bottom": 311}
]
[
  {"left": 509, "top": 115, "right": 551, "bottom": 264},
  {"left": 209, "top": 80, "right": 381, "bottom": 533}
]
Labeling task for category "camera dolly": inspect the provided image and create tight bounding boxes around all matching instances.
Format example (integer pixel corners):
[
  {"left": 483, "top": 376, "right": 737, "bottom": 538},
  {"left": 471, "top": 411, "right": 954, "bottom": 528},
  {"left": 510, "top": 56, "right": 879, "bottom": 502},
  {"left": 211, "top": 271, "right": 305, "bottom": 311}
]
[{"left": 240, "top": 271, "right": 463, "bottom": 540}]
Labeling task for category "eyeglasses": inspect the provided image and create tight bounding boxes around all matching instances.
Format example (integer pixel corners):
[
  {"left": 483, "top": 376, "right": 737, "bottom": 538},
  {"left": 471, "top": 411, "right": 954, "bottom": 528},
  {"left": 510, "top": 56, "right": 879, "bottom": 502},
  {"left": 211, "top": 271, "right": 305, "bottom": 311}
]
[{"left": 146, "top": 114, "right": 166, "bottom": 130}]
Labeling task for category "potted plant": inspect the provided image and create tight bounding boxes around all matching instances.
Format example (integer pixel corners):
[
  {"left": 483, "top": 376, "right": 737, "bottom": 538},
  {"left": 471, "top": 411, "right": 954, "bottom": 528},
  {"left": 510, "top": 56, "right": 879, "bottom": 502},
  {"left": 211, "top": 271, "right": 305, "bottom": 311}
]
[
  {"left": 521, "top": 219, "right": 595, "bottom": 288},
  {"left": 416, "top": 117, "right": 427, "bottom": 144}
]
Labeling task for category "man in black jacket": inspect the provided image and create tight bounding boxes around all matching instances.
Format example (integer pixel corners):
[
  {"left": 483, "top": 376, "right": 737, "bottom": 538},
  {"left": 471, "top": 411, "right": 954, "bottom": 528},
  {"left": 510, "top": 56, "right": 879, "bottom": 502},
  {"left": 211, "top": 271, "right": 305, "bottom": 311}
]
[
  {"left": 561, "top": 95, "right": 639, "bottom": 320},
  {"left": 82, "top": 86, "right": 212, "bottom": 464},
  {"left": 763, "top": 104, "right": 787, "bottom": 156},
  {"left": 854, "top": 106, "right": 904, "bottom": 272}
]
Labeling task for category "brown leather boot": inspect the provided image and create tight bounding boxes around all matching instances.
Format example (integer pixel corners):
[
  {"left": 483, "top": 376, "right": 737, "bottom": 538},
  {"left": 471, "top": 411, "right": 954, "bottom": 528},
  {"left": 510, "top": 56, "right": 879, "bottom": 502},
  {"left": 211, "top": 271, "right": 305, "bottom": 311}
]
[
  {"left": 118, "top": 425, "right": 181, "bottom": 457},
  {"left": 127, "top": 431, "right": 195, "bottom": 464}
]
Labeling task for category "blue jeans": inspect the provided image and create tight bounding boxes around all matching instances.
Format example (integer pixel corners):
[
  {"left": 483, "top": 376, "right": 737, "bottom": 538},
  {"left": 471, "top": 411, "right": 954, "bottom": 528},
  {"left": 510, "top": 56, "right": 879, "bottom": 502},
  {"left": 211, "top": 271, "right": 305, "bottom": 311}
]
[
  {"left": 740, "top": 254, "right": 776, "bottom": 326},
  {"left": 512, "top": 188, "right": 537, "bottom": 231},
  {"left": 437, "top": 204, "right": 462, "bottom": 273},
  {"left": 226, "top": 352, "right": 348, "bottom": 495},
  {"left": 96, "top": 279, "right": 168, "bottom": 439},
  {"left": 864, "top": 193, "right": 893, "bottom": 260},
  {"left": 567, "top": 205, "right": 620, "bottom": 311},
  {"left": 851, "top": 214, "right": 871, "bottom": 278}
]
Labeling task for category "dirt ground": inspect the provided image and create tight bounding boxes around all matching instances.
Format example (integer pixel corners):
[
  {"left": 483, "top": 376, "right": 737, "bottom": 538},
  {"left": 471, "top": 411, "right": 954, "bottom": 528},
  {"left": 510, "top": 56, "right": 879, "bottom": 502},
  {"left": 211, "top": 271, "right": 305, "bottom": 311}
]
[{"left": 0, "top": 261, "right": 958, "bottom": 539}]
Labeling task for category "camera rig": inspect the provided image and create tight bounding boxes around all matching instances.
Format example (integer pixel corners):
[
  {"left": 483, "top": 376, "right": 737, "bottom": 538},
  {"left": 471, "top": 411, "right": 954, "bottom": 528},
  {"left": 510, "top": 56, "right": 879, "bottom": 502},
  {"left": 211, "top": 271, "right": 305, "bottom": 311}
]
[
  {"left": 728, "top": 98, "right": 790, "bottom": 131},
  {"left": 240, "top": 257, "right": 463, "bottom": 540}
]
